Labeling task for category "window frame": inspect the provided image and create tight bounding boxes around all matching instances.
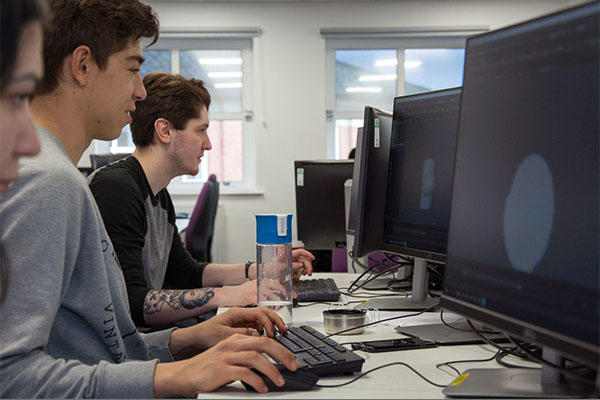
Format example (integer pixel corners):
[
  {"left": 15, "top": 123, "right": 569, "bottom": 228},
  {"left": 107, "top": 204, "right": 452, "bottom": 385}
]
[
  {"left": 325, "top": 36, "right": 471, "bottom": 159},
  {"left": 93, "top": 35, "right": 257, "bottom": 194}
]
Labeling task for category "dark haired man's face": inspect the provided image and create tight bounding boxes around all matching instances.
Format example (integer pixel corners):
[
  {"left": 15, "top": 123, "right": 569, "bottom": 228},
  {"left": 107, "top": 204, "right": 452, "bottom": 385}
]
[
  {"left": 85, "top": 40, "right": 147, "bottom": 141},
  {"left": 170, "top": 105, "right": 211, "bottom": 177}
]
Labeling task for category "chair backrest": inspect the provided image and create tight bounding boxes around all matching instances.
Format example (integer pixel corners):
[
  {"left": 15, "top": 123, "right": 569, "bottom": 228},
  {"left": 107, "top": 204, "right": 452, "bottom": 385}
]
[
  {"left": 185, "top": 174, "right": 219, "bottom": 262},
  {"left": 331, "top": 248, "right": 348, "bottom": 272},
  {"left": 90, "top": 153, "right": 130, "bottom": 170}
]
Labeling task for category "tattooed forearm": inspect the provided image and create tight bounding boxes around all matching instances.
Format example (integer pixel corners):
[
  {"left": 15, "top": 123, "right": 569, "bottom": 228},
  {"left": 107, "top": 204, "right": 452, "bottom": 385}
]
[{"left": 144, "top": 288, "right": 216, "bottom": 316}]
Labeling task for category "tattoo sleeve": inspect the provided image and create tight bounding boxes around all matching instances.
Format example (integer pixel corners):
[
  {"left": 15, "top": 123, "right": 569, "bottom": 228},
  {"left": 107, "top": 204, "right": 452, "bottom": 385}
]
[{"left": 144, "top": 288, "right": 216, "bottom": 316}]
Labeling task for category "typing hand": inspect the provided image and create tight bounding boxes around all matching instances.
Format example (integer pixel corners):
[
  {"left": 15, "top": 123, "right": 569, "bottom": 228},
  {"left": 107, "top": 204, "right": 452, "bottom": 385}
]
[
  {"left": 181, "top": 307, "right": 288, "bottom": 352},
  {"left": 292, "top": 248, "right": 315, "bottom": 280}
]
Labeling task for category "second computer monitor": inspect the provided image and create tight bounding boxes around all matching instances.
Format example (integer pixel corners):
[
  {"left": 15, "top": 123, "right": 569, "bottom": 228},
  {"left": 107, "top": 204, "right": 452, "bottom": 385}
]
[
  {"left": 382, "top": 87, "right": 461, "bottom": 261},
  {"left": 294, "top": 160, "right": 354, "bottom": 250}
]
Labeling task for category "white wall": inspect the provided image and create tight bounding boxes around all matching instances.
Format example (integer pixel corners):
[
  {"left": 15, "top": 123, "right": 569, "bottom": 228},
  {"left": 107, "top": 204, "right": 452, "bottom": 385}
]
[{"left": 146, "top": 0, "right": 574, "bottom": 263}]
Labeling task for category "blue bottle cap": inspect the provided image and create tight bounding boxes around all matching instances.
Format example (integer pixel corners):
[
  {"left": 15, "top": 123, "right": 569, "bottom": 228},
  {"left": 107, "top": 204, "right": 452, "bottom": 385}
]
[{"left": 256, "top": 214, "right": 293, "bottom": 244}]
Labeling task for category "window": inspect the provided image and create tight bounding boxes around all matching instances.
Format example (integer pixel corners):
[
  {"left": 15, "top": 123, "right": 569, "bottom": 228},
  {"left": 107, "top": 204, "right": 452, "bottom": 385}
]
[
  {"left": 325, "top": 33, "right": 478, "bottom": 159},
  {"left": 93, "top": 35, "right": 256, "bottom": 193}
]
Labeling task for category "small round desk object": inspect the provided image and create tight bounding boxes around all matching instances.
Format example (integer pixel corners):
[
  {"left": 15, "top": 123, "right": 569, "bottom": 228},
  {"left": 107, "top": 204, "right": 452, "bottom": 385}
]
[{"left": 323, "top": 308, "right": 368, "bottom": 335}]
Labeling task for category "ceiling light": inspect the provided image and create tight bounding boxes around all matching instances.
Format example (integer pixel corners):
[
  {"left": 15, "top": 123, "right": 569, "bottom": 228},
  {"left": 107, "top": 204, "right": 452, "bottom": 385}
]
[
  {"left": 374, "top": 59, "right": 397, "bottom": 67},
  {"left": 207, "top": 71, "right": 243, "bottom": 78},
  {"left": 214, "top": 82, "right": 242, "bottom": 89},
  {"left": 345, "top": 86, "right": 382, "bottom": 93},
  {"left": 404, "top": 60, "right": 422, "bottom": 68},
  {"left": 358, "top": 74, "right": 397, "bottom": 82},
  {"left": 198, "top": 58, "right": 242, "bottom": 65}
]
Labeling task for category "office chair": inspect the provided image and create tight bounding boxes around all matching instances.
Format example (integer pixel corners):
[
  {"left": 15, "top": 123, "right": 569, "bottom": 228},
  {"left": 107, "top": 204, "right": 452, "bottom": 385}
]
[
  {"left": 185, "top": 174, "right": 219, "bottom": 263},
  {"left": 331, "top": 248, "right": 348, "bottom": 272},
  {"left": 89, "top": 153, "right": 131, "bottom": 170}
]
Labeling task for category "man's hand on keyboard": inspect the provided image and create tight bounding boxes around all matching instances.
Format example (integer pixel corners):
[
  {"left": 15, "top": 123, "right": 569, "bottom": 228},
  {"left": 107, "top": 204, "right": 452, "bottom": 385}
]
[
  {"left": 173, "top": 307, "right": 288, "bottom": 353},
  {"left": 155, "top": 333, "right": 302, "bottom": 396},
  {"left": 292, "top": 248, "right": 315, "bottom": 280}
]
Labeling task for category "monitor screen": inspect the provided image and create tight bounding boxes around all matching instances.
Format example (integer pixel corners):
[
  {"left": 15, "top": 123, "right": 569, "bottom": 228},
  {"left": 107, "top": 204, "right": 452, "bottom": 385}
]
[
  {"left": 349, "top": 107, "right": 393, "bottom": 258},
  {"left": 381, "top": 88, "right": 462, "bottom": 261},
  {"left": 442, "top": 1, "right": 599, "bottom": 369},
  {"left": 294, "top": 160, "right": 354, "bottom": 250}
]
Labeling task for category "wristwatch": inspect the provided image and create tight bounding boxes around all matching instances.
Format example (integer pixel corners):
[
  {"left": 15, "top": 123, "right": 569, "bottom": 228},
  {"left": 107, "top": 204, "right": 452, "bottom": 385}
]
[{"left": 245, "top": 261, "right": 253, "bottom": 280}]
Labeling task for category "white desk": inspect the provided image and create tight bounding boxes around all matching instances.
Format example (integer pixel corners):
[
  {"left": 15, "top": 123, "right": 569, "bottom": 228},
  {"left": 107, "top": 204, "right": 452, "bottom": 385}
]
[{"left": 198, "top": 273, "right": 534, "bottom": 399}]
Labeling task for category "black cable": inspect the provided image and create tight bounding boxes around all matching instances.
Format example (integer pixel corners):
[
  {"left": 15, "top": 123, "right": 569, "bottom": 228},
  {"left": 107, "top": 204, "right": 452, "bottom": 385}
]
[
  {"left": 347, "top": 255, "right": 384, "bottom": 292},
  {"left": 338, "top": 291, "right": 404, "bottom": 299},
  {"left": 439, "top": 309, "right": 499, "bottom": 334},
  {"left": 326, "top": 305, "right": 437, "bottom": 337},
  {"left": 315, "top": 361, "right": 448, "bottom": 388},
  {"left": 352, "top": 262, "right": 411, "bottom": 291},
  {"left": 465, "top": 320, "right": 527, "bottom": 359},
  {"left": 294, "top": 301, "right": 334, "bottom": 308},
  {"left": 349, "top": 262, "right": 412, "bottom": 293},
  {"left": 383, "top": 251, "right": 412, "bottom": 264},
  {"left": 495, "top": 349, "right": 539, "bottom": 370},
  {"left": 435, "top": 350, "right": 503, "bottom": 376}
]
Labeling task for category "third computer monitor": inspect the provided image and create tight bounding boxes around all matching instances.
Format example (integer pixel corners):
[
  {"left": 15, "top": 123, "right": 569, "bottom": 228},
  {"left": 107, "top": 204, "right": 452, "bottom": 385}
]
[{"left": 350, "top": 106, "right": 393, "bottom": 259}]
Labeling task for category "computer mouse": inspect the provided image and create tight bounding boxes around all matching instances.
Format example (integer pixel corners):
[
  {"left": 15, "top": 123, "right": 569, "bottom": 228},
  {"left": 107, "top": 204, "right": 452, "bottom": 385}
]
[{"left": 241, "top": 365, "right": 319, "bottom": 392}]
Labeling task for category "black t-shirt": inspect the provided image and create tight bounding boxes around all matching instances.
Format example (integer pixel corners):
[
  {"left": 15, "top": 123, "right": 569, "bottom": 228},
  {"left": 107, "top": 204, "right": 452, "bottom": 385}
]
[{"left": 89, "top": 156, "right": 206, "bottom": 326}]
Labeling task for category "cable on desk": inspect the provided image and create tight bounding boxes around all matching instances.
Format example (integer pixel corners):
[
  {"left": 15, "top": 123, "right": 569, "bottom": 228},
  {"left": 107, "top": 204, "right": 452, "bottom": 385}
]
[
  {"left": 435, "top": 350, "right": 503, "bottom": 376},
  {"left": 439, "top": 309, "right": 500, "bottom": 334},
  {"left": 315, "top": 361, "right": 448, "bottom": 388},
  {"left": 325, "top": 305, "right": 437, "bottom": 337},
  {"left": 383, "top": 251, "right": 412, "bottom": 264},
  {"left": 338, "top": 290, "right": 404, "bottom": 299},
  {"left": 495, "top": 349, "right": 539, "bottom": 370},
  {"left": 355, "top": 263, "right": 412, "bottom": 292},
  {"left": 294, "top": 301, "right": 334, "bottom": 308},
  {"left": 348, "top": 262, "right": 411, "bottom": 293}
]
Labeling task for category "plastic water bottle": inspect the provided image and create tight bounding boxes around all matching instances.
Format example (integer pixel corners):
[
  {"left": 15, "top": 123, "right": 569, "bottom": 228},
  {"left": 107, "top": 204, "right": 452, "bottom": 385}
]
[{"left": 256, "top": 214, "right": 293, "bottom": 323}]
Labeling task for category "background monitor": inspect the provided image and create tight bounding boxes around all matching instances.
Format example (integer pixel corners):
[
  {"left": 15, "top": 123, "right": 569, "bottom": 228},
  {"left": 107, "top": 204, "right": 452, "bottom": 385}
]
[
  {"left": 441, "top": 2, "right": 599, "bottom": 397},
  {"left": 349, "top": 106, "right": 393, "bottom": 258},
  {"left": 294, "top": 160, "right": 354, "bottom": 251}
]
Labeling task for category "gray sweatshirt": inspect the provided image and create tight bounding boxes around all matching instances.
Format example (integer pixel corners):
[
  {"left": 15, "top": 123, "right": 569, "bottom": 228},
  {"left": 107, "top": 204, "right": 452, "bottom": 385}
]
[{"left": 0, "top": 128, "right": 174, "bottom": 398}]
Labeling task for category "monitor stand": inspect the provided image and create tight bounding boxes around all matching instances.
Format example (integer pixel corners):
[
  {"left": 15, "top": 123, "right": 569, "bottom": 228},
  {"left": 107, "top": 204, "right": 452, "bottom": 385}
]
[
  {"left": 356, "top": 258, "right": 439, "bottom": 311},
  {"left": 443, "top": 348, "right": 596, "bottom": 398}
]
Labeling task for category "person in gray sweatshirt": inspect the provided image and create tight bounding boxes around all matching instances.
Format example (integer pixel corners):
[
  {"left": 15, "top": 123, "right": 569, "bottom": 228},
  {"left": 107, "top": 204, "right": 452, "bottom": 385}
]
[{"left": 0, "top": 0, "right": 301, "bottom": 397}]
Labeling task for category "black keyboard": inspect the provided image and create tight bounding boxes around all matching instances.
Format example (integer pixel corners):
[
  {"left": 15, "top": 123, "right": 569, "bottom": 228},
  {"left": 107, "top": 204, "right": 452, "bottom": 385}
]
[
  {"left": 275, "top": 325, "right": 364, "bottom": 376},
  {"left": 294, "top": 278, "right": 340, "bottom": 302}
]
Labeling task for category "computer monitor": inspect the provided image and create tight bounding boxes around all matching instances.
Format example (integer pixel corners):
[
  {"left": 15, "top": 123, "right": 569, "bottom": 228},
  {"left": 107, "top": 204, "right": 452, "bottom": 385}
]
[
  {"left": 441, "top": 2, "right": 599, "bottom": 397},
  {"left": 294, "top": 160, "right": 354, "bottom": 250},
  {"left": 364, "top": 88, "right": 461, "bottom": 310},
  {"left": 349, "top": 106, "right": 393, "bottom": 258}
]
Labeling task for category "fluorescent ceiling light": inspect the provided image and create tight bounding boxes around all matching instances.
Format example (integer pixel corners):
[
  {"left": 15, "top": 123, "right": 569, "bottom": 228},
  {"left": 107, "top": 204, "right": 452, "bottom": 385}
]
[
  {"left": 358, "top": 74, "right": 397, "bottom": 82},
  {"left": 207, "top": 71, "right": 243, "bottom": 78},
  {"left": 374, "top": 59, "right": 397, "bottom": 67},
  {"left": 198, "top": 58, "right": 242, "bottom": 65},
  {"left": 214, "top": 82, "right": 242, "bottom": 89},
  {"left": 404, "top": 60, "right": 422, "bottom": 68},
  {"left": 345, "top": 86, "right": 382, "bottom": 93},
  {"left": 373, "top": 59, "right": 423, "bottom": 68}
]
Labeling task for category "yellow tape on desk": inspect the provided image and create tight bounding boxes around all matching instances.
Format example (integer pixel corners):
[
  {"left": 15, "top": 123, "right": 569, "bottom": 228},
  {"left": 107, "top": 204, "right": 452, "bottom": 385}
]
[{"left": 449, "top": 373, "right": 470, "bottom": 386}]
